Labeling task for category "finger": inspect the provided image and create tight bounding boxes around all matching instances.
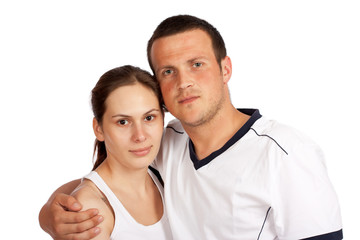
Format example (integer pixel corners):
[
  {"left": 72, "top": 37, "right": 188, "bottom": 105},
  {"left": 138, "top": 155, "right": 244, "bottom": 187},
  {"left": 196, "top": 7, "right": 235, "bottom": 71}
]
[
  {"left": 56, "top": 193, "right": 83, "bottom": 211},
  {"left": 55, "top": 214, "right": 103, "bottom": 236},
  {"left": 64, "top": 227, "right": 101, "bottom": 240},
  {"left": 58, "top": 208, "right": 100, "bottom": 224}
]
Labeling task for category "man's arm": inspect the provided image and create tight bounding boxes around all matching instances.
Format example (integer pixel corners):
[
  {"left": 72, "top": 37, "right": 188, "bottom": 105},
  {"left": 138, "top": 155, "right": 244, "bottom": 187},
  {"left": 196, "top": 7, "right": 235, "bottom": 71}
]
[{"left": 39, "top": 179, "right": 104, "bottom": 240}]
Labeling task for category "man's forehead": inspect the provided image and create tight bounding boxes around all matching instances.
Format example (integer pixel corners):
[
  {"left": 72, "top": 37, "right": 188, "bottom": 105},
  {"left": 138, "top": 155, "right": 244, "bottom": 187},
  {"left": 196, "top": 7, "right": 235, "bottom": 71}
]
[
  {"left": 151, "top": 30, "right": 212, "bottom": 58},
  {"left": 154, "top": 29, "right": 210, "bottom": 44}
]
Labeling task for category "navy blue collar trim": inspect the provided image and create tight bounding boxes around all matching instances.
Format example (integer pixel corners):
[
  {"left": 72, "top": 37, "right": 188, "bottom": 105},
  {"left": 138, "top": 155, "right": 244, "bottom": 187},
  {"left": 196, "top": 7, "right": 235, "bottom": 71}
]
[{"left": 189, "top": 109, "right": 262, "bottom": 170}]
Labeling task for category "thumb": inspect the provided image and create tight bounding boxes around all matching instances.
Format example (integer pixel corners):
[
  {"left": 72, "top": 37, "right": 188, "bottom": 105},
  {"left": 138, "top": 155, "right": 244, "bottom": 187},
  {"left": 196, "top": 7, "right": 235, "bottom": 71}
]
[{"left": 56, "top": 193, "right": 83, "bottom": 212}]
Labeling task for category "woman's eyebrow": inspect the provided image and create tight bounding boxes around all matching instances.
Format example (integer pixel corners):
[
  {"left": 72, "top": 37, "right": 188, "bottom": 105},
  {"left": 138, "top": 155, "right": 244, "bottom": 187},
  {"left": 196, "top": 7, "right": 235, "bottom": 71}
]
[{"left": 111, "top": 109, "right": 160, "bottom": 118}]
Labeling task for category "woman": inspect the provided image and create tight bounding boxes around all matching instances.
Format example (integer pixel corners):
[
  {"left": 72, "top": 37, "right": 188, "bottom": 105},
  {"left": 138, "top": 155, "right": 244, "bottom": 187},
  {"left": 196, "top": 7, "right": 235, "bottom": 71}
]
[{"left": 71, "top": 65, "right": 172, "bottom": 239}]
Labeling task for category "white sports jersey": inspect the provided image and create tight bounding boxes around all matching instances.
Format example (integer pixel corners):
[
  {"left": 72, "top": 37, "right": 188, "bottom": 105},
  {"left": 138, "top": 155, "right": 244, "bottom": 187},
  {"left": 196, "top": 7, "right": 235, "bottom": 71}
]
[
  {"left": 84, "top": 170, "right": 172, "bottom": 240},
  {"left": 154, "top": 109, "right": 342, "bottom": 240}
]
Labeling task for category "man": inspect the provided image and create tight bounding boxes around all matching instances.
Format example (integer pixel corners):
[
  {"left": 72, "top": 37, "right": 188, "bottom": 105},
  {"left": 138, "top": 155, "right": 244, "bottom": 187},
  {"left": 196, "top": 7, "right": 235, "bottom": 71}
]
[{"left": 39, "top": 15, "right": 343, "bottom": 239}]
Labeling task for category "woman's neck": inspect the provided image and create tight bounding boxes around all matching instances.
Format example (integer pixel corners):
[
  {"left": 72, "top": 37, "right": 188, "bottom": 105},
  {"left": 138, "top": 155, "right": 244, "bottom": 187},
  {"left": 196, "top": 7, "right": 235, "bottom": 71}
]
[{"left": 95, "top": 160, "right": 152, "bottom": 196}]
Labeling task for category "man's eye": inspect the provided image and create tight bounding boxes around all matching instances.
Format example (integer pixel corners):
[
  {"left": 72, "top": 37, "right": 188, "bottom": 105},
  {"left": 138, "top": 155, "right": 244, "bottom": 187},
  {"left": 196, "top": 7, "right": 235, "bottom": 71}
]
[
  {"left": 145, "top": 115, "right": 155, "bottom": 121},
  {"left": 118, "top": 119, "right": 128, "bottom": 125},
  {"left": 163, "top": 69, "right": 173, "bottom": 75},
  {"left": 193, "top": 62, "right": 202, "bottom": 67}
]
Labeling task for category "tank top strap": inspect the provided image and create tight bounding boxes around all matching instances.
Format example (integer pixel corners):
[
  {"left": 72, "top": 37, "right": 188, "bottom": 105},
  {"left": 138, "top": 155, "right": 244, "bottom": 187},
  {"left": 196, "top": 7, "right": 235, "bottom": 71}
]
[
  {"left": 83, "top": 171, "right": 134, "bottom": 223},
  {"left": 83, "top": 170, "right": 172, "bottom": 240}
]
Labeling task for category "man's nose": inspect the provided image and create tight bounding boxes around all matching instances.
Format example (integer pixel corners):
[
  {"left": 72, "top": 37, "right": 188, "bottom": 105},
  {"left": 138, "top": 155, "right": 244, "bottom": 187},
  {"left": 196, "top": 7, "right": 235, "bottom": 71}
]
[{"left": 177, "top": 70, "right": 193, "bottom": 90}]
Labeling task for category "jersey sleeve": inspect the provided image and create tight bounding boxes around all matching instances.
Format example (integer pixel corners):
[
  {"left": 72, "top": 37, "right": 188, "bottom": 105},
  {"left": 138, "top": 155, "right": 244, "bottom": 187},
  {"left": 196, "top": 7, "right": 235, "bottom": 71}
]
[{"left": 271, "top": 138, "right": 343, "bottom": 239}]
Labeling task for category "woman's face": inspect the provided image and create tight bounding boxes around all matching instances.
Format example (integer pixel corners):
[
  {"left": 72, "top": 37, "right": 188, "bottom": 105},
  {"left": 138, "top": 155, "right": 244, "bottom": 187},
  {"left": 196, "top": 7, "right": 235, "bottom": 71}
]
[{"left": 94, "top": 83, "right": 164, "bottom": 170}]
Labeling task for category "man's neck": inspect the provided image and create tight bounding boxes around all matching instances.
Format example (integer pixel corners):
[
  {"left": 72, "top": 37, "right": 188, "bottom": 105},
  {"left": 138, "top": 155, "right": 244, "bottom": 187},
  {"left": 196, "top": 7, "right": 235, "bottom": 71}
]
[{"left": 183, "top": 107, "right": 251, "bottom": 160}]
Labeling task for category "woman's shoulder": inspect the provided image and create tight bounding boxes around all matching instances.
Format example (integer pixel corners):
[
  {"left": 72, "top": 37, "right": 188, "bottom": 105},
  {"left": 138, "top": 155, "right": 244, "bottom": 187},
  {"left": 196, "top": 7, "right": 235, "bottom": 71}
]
[
  {"left": 71, "top": 179, "right": 103, "bottom": 204},
  {"left": 71, "top": 178, "right": 115, "bottom": 238},
  {"left": 72, "top": 178, "right": 115, "bottom": 216}
]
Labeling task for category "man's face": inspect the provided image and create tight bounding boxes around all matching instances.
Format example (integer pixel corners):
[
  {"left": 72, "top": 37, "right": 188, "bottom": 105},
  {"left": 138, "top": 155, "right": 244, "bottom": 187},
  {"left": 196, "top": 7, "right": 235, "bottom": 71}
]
[{"left": 150, "top": 29, "right": 230, "bottom": 127}]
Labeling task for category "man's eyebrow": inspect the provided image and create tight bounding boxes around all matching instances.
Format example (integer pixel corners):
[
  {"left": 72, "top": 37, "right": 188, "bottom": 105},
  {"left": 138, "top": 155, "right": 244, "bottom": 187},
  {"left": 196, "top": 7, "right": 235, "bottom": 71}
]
[
  {"left": 188, "top": 56, "right": 207, "bottom": 62},
  {"left": 156, "top": 57, "right": 207, "bottom": 74}
]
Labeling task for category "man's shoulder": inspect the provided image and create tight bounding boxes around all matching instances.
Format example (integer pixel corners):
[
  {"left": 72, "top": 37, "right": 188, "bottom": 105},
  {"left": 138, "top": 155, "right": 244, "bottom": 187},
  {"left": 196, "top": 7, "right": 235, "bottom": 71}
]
[
  {"left": 164, "top": 119, "right": 186, "bottom": 136},
  {"left": 160, "top": 119, "right": 188, "bottom": 150},
  {"left": 252, "top": 116, "right": 319, "bottom": 152}
]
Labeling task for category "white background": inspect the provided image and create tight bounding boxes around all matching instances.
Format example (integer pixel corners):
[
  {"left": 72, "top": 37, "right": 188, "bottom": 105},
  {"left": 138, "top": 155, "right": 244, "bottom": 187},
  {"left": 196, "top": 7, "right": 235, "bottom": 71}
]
[{"left": 1, "top": 0, "right": 359, "bottom": 239}]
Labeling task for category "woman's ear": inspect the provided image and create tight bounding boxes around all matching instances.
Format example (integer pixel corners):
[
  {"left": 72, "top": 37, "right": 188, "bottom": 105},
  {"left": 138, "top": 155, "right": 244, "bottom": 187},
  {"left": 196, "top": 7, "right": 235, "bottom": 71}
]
[
  {"left": 93, "top": 117, "right": 105, "bottom": 141},
  {"left": 221, "top": 56, "right": 232, "bottom": 84}
]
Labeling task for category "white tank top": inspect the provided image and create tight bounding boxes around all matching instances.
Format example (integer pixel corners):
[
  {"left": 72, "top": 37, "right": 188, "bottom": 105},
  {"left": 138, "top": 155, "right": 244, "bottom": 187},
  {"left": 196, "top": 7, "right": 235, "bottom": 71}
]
[{"left": 84, "top": 170, "right": 172, "bottom": 240}]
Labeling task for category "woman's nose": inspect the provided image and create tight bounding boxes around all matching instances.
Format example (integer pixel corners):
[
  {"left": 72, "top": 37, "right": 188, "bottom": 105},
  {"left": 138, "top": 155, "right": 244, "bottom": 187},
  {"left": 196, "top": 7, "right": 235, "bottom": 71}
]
[{"left": 132, "top": 124, "right": 146, "bottom": 142}]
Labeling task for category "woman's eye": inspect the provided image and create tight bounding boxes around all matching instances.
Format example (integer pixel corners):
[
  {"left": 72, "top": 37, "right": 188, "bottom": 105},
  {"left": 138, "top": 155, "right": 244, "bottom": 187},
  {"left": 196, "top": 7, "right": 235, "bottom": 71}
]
[
  {"left": 193, "top": 62, "right": 202, "bottom": 67},
  {"left": 118, "top": 119, "right": 128, "bottom": 125},
  {"left": 145, "top": 115, "right": 155, "bottom": 121}
]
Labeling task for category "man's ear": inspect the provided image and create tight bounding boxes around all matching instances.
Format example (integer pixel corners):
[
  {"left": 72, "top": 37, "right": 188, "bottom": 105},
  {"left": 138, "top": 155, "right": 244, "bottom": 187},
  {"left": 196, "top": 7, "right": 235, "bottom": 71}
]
[
  {"left": 221, "top": 56, "right": 232, "bottom": 84},
  {"left": 93, "top": 117, "right": 105, "bottom": 141}
]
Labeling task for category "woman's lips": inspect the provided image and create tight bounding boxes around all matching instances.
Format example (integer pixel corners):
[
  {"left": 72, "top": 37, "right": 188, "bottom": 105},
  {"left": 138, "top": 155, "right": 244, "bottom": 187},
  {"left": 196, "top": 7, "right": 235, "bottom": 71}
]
[{"left": 129, "top": 146, "right": 152, "bottom": 157}]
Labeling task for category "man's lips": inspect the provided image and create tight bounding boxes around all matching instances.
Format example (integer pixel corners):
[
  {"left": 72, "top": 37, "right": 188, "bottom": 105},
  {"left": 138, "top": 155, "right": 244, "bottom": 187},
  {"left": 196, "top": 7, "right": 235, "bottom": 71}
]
[
  {"left": 178, "top": 96, "right": 199, "bottom": 104},
  {"left": 129, "top": 146, "right": 152, "bottom": 157}
]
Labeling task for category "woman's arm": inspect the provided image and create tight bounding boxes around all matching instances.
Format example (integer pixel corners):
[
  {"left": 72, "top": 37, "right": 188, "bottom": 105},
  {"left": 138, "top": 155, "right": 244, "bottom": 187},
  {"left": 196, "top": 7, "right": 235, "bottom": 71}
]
[{"left": 38, "top": 179, "right": 104, "bottom": 240}]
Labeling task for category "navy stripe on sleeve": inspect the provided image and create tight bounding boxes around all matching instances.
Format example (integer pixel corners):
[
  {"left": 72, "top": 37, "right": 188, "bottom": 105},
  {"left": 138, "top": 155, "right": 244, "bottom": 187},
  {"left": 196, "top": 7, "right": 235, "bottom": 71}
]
[{"left": 301, "top": 229, "right": 343, "bottom": 240}]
